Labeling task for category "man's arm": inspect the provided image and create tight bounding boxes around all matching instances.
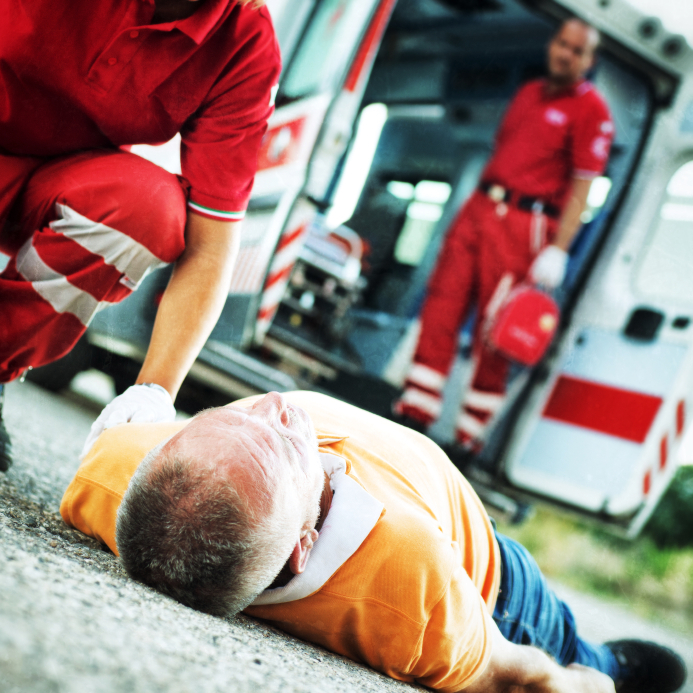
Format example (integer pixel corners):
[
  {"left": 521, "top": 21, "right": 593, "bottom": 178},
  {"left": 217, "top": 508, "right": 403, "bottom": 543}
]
[
  {"left": 551, "top": 177, "right": 593, "bottom": 251},
  {"left": 459, "top": 618, "right": 614, "bottom": 693},
  {"left": 136, "top": 211, "right": 241, "bottom": 398},
  {"left": 80, "top": 210, "right": 242, "bottom": 459},
  {"left": 528, "top": 177, "right": 593, "bottom": 289}
]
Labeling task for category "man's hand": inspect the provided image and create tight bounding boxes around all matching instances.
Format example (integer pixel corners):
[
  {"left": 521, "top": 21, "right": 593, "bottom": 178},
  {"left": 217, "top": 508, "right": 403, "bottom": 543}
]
[
  {"left": 528, "top": 245, "right": 568, "bottom": 290},
  {"left": 80, "top": 384, "right": 176, "bottom": 459}
]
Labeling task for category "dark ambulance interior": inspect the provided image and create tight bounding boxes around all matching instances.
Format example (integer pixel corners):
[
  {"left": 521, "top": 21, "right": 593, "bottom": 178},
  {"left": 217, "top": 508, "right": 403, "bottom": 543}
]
[{"left": 269, "top": 0, "right": 657, "bottom": 441}]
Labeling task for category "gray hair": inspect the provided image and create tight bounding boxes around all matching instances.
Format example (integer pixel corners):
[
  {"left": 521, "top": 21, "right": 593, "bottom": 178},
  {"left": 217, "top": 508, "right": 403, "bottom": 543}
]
[{"left": 115, "top": 442, "right": 292, "bottom": 616}]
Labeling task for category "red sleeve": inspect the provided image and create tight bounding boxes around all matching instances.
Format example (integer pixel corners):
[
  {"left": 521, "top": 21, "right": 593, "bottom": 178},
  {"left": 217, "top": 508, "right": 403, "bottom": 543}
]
[
  {"left": 571, "top": 89, "right": 614, "bottom": 179},
  {"left": 181, "top": 7, "right": 281, "bottom": 222}
]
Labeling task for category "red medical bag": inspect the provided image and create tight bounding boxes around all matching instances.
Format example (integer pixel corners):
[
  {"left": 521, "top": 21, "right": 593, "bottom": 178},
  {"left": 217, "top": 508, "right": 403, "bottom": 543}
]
[{"left": 487, "top": 284, "right": 559, "bottom": 366}]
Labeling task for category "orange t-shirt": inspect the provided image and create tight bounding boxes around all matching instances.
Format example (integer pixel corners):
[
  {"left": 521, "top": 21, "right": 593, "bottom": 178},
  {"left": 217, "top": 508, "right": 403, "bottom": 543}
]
[{"left": 60, "top": 392, "right": 500, "bottom": 692}]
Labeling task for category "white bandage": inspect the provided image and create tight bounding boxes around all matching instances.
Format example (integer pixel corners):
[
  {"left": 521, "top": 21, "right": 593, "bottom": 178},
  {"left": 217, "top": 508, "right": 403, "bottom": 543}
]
[
  {"left": 528, "top": 245, "right": 568, "bottom": 290},
  {"left": 80, "top": 383, "right": 176, "bottom": 459}
]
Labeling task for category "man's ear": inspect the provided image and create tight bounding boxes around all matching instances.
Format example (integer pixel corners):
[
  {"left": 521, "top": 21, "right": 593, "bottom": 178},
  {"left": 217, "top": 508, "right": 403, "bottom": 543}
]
[{"left": 289, "top": 528, "right": 319, "bottom": 575}]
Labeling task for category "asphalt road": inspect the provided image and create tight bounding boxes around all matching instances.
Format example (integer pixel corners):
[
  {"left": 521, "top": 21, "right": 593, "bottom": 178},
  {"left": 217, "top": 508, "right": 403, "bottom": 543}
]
[{"left": 1, "top": 379, "right": 691, "bottom": 692}]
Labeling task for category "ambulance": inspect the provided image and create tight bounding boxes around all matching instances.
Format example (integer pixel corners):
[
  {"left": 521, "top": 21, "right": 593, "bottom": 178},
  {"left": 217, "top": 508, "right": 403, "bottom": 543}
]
[{"left": 40, "top": 0, "right": 693, "bottom": 537}]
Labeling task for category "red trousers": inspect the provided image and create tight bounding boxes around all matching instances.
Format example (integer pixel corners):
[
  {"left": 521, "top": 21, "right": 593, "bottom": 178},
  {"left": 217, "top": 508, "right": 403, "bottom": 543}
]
[
  {"left": 0, "top": 150, "right": 187, "bottom": 383},
  {"left": 396, "top": 191, "right": 555, "bottom": 445}
]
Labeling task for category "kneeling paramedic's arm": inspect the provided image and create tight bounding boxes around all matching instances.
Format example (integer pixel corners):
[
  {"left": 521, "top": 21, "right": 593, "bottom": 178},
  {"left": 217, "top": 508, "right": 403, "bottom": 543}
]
[
  {"left": 529, "top": 177, "right": 593, "bottom": 290},
  {"left": 459, "top": 618, "right": 615, "bottom": 693},
  {"left": 81, "top": 213, "right": 240, "bottom": 458},
  {"left": 136, "top": 211, "right": 241, "bottom": 396}
]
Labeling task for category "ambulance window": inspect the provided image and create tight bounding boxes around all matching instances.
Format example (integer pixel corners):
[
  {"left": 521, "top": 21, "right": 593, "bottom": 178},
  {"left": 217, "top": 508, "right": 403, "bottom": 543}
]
[
  {"left": 636, "top": 161, "right": 693, "bottom": 302},
  {"left": 393, "top": 181, "right": 451, "bottom": 266},
  {"left": 280, "top": 0, "right": 375, "bottom": 101}
]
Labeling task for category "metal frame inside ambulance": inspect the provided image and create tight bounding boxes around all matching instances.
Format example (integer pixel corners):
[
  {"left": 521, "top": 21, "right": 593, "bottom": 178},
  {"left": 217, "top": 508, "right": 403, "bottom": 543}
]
[{"left": 67, "top": 0, "right": 693, "bottom": 536}]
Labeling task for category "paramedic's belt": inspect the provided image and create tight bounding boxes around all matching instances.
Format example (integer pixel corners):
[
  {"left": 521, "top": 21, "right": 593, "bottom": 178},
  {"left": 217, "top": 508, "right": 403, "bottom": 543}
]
[{"left": 478, "top": 182, "right": 560, "bottom": 219}]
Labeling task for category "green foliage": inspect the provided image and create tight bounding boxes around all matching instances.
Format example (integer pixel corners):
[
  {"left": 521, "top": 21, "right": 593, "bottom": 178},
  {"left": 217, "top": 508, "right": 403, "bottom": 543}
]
[
  {"left": 644, "top": 466, "right": 693, "bottom": 548},
  {"left": 498, "top": 506, "right": 693, "bottom": 633}
]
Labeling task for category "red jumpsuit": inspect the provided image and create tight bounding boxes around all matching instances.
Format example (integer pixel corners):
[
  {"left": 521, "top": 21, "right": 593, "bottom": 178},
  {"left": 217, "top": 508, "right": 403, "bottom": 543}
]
[
  {"left": 0, "top": 0, "right": 281, "bottom": 382},
  {"left": 396, "top": 78, "right": 613, "bottom": 446}
]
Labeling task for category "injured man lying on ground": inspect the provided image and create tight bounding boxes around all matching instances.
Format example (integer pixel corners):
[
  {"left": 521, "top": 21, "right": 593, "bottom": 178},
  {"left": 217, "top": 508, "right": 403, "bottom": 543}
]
[{"left": 61, "top": 391, "right": 686, "bottom": 693}]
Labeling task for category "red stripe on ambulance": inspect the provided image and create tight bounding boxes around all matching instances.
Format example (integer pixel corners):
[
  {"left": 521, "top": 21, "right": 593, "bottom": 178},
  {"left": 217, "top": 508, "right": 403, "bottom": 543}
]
[
  {"left": 543, "top": 375, "right": 663, "bottom": 443},
  {"left": 676, "top": 399, "right": 685, "bottom": 437},
  {"left": 255, "top": 222, "right": 310, "bottom": 341},
  {"left": 344, "top": 0, "right": 397, "bottom": 92},
  {"left": 660, "top": 434, "right": 668, "bottom": 471}
]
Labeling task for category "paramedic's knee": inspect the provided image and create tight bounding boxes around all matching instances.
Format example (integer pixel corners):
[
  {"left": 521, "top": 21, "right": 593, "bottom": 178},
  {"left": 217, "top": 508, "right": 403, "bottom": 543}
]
[
  {"left": 21, "top": 150, "right": 188, "bottom": 265},
  {"left": 80, "top": 151, "right": 188, "bottom": 265}
]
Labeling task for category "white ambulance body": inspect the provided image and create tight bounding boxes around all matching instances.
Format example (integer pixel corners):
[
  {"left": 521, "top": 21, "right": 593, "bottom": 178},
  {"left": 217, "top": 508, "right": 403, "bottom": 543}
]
[{"left": 78, "top": 0, "right": 693, "bottom": 536}]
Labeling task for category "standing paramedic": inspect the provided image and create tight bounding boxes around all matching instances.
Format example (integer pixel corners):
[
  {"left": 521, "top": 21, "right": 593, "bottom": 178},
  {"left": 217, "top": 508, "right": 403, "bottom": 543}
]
[
  {"left": 394, "top": 18, "right": 613, "bottom": 453},
  {"left": 0, "top": 0, "right": 281, "bottom": 471}
]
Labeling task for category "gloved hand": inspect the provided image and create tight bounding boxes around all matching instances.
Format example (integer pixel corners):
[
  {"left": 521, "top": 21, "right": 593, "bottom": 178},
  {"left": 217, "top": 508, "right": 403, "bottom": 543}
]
[
  {"left": 81, "top": 383, "right": 176, "bottom": 459},
  {"left": 528, "top": 245, "right": 568, "bottom": 290}
]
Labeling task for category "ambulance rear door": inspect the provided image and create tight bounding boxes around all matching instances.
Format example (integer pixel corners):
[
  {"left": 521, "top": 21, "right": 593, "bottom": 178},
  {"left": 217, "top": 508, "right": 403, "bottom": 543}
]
[
  {"left": 223, "top": 0, "right": 397, "bottom": 349},
  {"left": 501, "top": 0, "right": 693, "bottom": 537}
]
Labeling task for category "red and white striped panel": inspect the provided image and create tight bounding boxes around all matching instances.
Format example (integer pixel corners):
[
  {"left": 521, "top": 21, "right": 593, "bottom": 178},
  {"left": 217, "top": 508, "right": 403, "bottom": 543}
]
[
  {"left": 506, "top": 328, "right": 688, "bottom": 516},
  {"left": 252, "top": 95, "right": 331, "bottom": 200},
  {"left": 254, "top": 200, "right": 317, "bottom": 343},
  {"left": 343, "top": 0, "right": 397, "bottom": 94},
  {"left": 256, "top": 117, "right": 307, "bottom": 172},
  {"left": 542, "top": 375, "right": 663, "bottom": 444},
  {"left": 227, "top": 210, "right": 276, "bottom": 296}
]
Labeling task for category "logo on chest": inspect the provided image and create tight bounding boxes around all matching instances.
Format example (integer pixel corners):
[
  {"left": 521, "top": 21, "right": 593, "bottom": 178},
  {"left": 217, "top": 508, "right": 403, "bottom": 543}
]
[{"left": 544, "top": 107, "right": 568, "bottom": 127}]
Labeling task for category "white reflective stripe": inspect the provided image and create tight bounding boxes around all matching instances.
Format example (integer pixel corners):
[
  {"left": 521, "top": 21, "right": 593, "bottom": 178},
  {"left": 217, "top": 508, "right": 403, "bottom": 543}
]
[
  {"left": 463, "top": 389, "right": 505, "bottom": 414},
  {"left": 483, "top": 272, "right": 514, "bottom": 323},
  {"left": 16, "top": 239, "right": 111, "bottom": 326},
  {"left": 456, "top": 411, "right": 487, "bottom": 439},
  {"left": 260, "top": 280, "right": 288, "bottom": 311},
  {"left": 407, "top": 363, "right": 446, "bottom": 393},
  {"left": 188, "top": 201, "right": 245, "bottom": 220},
  {"left": 530, "top": 209, "right": 546, "bottom": 254},
  {"left": 272, "top": 241, "right": 303, "bottom": 272},
  {"left": 50, "top": 203, "right": 166, "bottom": 285},
  {"left": 400, "top": 387, "right": 442, "bottom": 419}
]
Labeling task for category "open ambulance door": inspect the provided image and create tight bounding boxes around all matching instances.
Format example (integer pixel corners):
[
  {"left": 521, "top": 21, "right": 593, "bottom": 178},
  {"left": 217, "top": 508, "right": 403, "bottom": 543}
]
[
  {"left": 223, "top": 0, "right": 397, "bottom": 353},
  {"left": 496, "top": 0, "right": 693, "bottom": 537}
]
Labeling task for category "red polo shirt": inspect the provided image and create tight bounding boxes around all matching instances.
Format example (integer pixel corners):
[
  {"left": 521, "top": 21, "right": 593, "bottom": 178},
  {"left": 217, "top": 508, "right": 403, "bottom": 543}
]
[
  {"left": 0, "top": 0, "right": 281, "bottom": 221},
  {"left": 482, "top": 78, "right": 613, "bottom": 209}
]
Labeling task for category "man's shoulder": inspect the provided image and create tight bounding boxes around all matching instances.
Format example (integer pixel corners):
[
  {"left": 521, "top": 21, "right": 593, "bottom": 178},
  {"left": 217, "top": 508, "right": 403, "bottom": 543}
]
[
  {"left": 325, "top": 497, "right": 459, "bottom": 610},
  {"left": 575, "top": 81, "right": 612, "bottom": 118},
  {"left": 515, "top": 78, "right": 544, "bottom": 98},
  {"left": 59, "top": 421, "right": 187, "bottom": 553},
  {"left": 230, "top": 3, "right": 281, "bottom": 59}
]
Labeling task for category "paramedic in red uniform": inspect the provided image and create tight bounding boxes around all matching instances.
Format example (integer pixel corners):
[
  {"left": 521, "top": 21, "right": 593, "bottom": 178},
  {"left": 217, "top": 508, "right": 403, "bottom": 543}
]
[
  {"left": 0, "top": 0, "right": 281, "bottom": 471},
  {"left": 394, "top": 18, "right": 613, "bottom": 451}
]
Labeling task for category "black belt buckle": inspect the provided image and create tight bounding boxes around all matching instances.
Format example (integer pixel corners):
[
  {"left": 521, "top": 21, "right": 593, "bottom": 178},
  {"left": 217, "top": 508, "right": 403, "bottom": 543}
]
[
  {"left": 480, "top": 181, "right": 511, "bottom": 203},
  {"left": 518, "top": 195, "right": 559, "bottom": 219}
]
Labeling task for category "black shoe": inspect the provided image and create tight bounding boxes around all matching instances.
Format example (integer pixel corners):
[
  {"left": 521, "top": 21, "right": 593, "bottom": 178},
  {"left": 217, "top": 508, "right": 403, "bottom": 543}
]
[
  {"left": 606, "top": 639, "right": 687, "bottom": 693},
  {"left": 0, "top": 384, "right": 12, "bottom": 473}
]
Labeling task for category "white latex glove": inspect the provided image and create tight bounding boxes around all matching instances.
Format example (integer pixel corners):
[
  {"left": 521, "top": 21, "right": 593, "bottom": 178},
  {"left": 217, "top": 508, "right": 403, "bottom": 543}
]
[
  {"left": 528, "top": 245, "right": 568, "bottom": 290},
  {"left": 81, "top": 383, "right": 176, "bottom": 459}
]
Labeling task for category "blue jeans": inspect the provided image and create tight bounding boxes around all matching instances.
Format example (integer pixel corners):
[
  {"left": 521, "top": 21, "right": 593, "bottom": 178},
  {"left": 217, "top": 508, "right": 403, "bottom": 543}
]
[{"left": 492, "top": 532, "right": 619, "bottom": 679}]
